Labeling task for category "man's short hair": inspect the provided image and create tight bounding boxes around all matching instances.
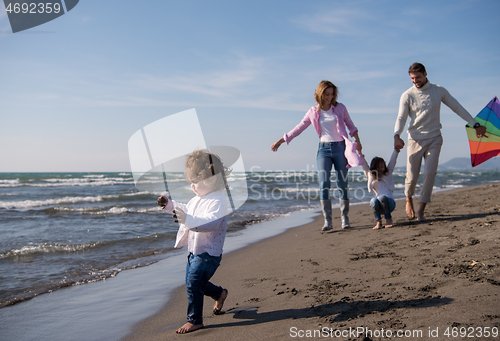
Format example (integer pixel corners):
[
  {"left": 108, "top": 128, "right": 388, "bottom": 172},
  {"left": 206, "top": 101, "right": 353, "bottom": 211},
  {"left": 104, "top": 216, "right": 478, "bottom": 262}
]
[{"left": 408, "top": 62, "right": 426, "bottom": 74}]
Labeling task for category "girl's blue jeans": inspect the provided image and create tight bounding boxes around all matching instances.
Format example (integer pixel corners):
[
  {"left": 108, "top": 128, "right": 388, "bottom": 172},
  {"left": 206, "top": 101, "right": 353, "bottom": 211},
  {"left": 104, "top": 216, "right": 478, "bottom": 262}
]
[
  {"left": 317, "top": 141, "right": 349, "bottom": 200},
  {"left": 185, "top": 252, "right": 223, "bottom": 325},
  {"left": 370, "top": 195, "right": 396, "bottom": 220}
]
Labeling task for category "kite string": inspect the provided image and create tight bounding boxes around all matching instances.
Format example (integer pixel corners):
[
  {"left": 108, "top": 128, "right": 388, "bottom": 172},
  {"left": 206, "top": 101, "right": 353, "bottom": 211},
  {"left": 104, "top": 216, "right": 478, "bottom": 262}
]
[{"left": 161, "top": 163, "right": 172, "bottom": 200}]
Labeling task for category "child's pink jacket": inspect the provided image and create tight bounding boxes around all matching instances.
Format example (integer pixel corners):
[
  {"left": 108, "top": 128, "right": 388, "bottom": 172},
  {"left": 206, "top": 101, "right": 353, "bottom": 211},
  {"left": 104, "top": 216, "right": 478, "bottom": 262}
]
[{"left": 283, "top": 103, "right": 363, "bottom": 168}]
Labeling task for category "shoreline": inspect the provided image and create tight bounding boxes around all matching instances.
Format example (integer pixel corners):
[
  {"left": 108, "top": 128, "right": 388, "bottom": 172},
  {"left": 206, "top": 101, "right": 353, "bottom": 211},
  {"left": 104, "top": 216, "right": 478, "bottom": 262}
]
[
  {"left": 123, "top": 184, "right": 500, "bottom": 340},
  {"left": 0, "top": 183, "right": 499, "bottom": 340},
  {"left": 0, "top": 208, "right": 319, "bottom": 341}
]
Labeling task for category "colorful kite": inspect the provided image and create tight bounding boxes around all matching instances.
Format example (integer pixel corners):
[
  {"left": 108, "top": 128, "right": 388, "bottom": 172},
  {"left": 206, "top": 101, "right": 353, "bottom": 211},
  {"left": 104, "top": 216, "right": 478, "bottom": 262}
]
[{"left": 466, "top": 96, "right": 500, "bottom": 167}]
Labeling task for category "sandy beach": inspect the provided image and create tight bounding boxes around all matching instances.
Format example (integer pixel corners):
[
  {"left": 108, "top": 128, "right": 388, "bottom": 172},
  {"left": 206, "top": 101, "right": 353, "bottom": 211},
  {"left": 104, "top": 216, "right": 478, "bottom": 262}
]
[{"left": 123, "top": 183, "right": 500, "bottom": 341}]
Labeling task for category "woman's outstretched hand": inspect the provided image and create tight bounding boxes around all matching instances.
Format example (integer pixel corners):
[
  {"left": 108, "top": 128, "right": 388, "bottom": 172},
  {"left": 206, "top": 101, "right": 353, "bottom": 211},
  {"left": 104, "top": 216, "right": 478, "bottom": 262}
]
[
  {"left": 271, "top": 138, "right": 285, "bottom": 152},
  {"left": 352, "top": 131, "right": 362, "bottom": 153},
  {"left": 356, "top": 141, "right": 362, "bottom": 153}
]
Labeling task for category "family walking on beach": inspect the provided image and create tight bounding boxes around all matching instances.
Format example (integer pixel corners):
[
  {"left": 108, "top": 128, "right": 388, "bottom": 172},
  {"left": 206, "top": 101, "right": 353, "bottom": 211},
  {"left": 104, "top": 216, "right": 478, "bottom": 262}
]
[
  {"left": 272, "top": 62, "right": 487, "bottom": 229},
  {"left": 157, "top": 62, "right": 488, "bottom": 335}
]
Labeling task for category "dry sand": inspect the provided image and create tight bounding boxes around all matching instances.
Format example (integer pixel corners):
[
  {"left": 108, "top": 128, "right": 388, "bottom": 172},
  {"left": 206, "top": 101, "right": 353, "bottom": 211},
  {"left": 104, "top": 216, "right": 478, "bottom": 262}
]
[{"left": 123, "top": 184, "right": 500, "bottom": 340}]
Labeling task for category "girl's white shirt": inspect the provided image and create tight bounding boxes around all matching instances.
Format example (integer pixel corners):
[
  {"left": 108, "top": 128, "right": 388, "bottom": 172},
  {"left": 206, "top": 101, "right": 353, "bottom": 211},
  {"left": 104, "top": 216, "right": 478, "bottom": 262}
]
[
  {"left": 163, "top": 190, "right": 228, "bottom": 257},
  {"left": 361, "top": 150, "right": 399, "bottom": 199},
  {"left": 319, "top": 107, "right": 344, "bottom": 142}
]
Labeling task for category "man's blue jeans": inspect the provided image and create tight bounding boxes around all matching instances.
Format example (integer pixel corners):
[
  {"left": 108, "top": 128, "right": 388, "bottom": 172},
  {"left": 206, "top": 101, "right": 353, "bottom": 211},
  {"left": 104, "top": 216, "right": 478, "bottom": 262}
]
[
  {"left": 370, "top": 195, "right": 396, "bottom": 220},
  {"left": 317, "top": 141, "right": 349, "bottom": 200},
  {"left": 185, "top": 252, "right": 223, "bottom": 325}
]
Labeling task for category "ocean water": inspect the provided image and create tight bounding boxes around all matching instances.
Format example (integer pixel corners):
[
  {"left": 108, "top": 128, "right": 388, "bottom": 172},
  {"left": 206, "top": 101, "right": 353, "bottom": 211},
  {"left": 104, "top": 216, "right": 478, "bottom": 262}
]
[{"left": 1, "top": 169, "right": 499, "bottom": 309}]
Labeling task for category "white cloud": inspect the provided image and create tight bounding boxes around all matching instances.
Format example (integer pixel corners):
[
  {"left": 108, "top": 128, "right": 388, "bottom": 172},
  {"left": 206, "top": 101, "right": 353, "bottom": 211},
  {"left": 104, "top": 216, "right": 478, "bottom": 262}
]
[
  {"left": 0, "top": 52, "right": 310, "bottom": 112},
  {"left": 291, "top": 8, "right": 375, "bottom": 36},
  {"left": 130, "top": 54, "right": 265, "bottom": 99},
  {"left": 35, "top": 93, "right": 61, "bottom": 101}
]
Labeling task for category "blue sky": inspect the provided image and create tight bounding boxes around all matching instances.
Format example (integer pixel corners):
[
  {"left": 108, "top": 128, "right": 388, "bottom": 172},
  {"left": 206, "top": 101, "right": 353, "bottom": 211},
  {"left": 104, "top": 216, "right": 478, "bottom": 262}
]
[{"left": 1, "top": 0, "right": 499, "bottom": 172}]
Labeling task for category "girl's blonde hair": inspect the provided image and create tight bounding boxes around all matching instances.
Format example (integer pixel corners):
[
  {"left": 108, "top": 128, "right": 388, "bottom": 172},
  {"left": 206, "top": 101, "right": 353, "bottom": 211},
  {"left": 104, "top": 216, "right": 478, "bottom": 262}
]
[
  {"left": 185, "top": 150, "right": 230, "bottom": 191},
  {"left": 314, "top": 80, "right": 338, "bottom": 107}
]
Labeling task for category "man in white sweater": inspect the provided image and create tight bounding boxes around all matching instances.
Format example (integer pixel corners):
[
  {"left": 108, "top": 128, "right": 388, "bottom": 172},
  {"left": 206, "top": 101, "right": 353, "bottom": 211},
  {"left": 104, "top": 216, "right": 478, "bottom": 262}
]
[{"left": 394, "top": 63, "right": 486, "bottom": 221}]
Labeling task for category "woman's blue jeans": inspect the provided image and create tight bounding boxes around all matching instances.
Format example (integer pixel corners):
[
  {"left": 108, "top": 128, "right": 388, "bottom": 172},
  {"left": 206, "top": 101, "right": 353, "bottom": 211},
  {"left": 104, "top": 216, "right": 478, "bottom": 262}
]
[
  {"left": 185, "top": 252, "right": 223, "bottom": 325},
  {"left": 317, "top": 141, "right": 349, "bottom": 200},
  {"left": 370, "top": 195, "right": 396, "bottom": 220}
]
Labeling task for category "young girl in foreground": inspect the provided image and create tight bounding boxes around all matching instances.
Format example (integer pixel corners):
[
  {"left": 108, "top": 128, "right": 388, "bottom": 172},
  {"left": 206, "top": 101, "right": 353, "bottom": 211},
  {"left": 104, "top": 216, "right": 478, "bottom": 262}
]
[
  {"left": 361, "top": 149, "right": 400, "bottom": 229},
  {"left": 157, "top": 150, "right": 230, "bottom": 334}
]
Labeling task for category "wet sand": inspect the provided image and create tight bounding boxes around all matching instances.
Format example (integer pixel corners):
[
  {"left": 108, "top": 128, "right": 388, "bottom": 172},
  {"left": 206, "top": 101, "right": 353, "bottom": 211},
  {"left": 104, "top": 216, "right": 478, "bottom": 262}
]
[{"left": 123, "top": 184, "right": 500, "bottom": 341}]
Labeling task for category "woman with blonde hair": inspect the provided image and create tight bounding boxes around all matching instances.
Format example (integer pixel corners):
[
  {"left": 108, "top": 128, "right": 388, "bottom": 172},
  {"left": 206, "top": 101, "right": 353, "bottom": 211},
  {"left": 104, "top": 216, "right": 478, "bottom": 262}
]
[{"left": 271, "top": 80, "right": 363, "bottom": 230}]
